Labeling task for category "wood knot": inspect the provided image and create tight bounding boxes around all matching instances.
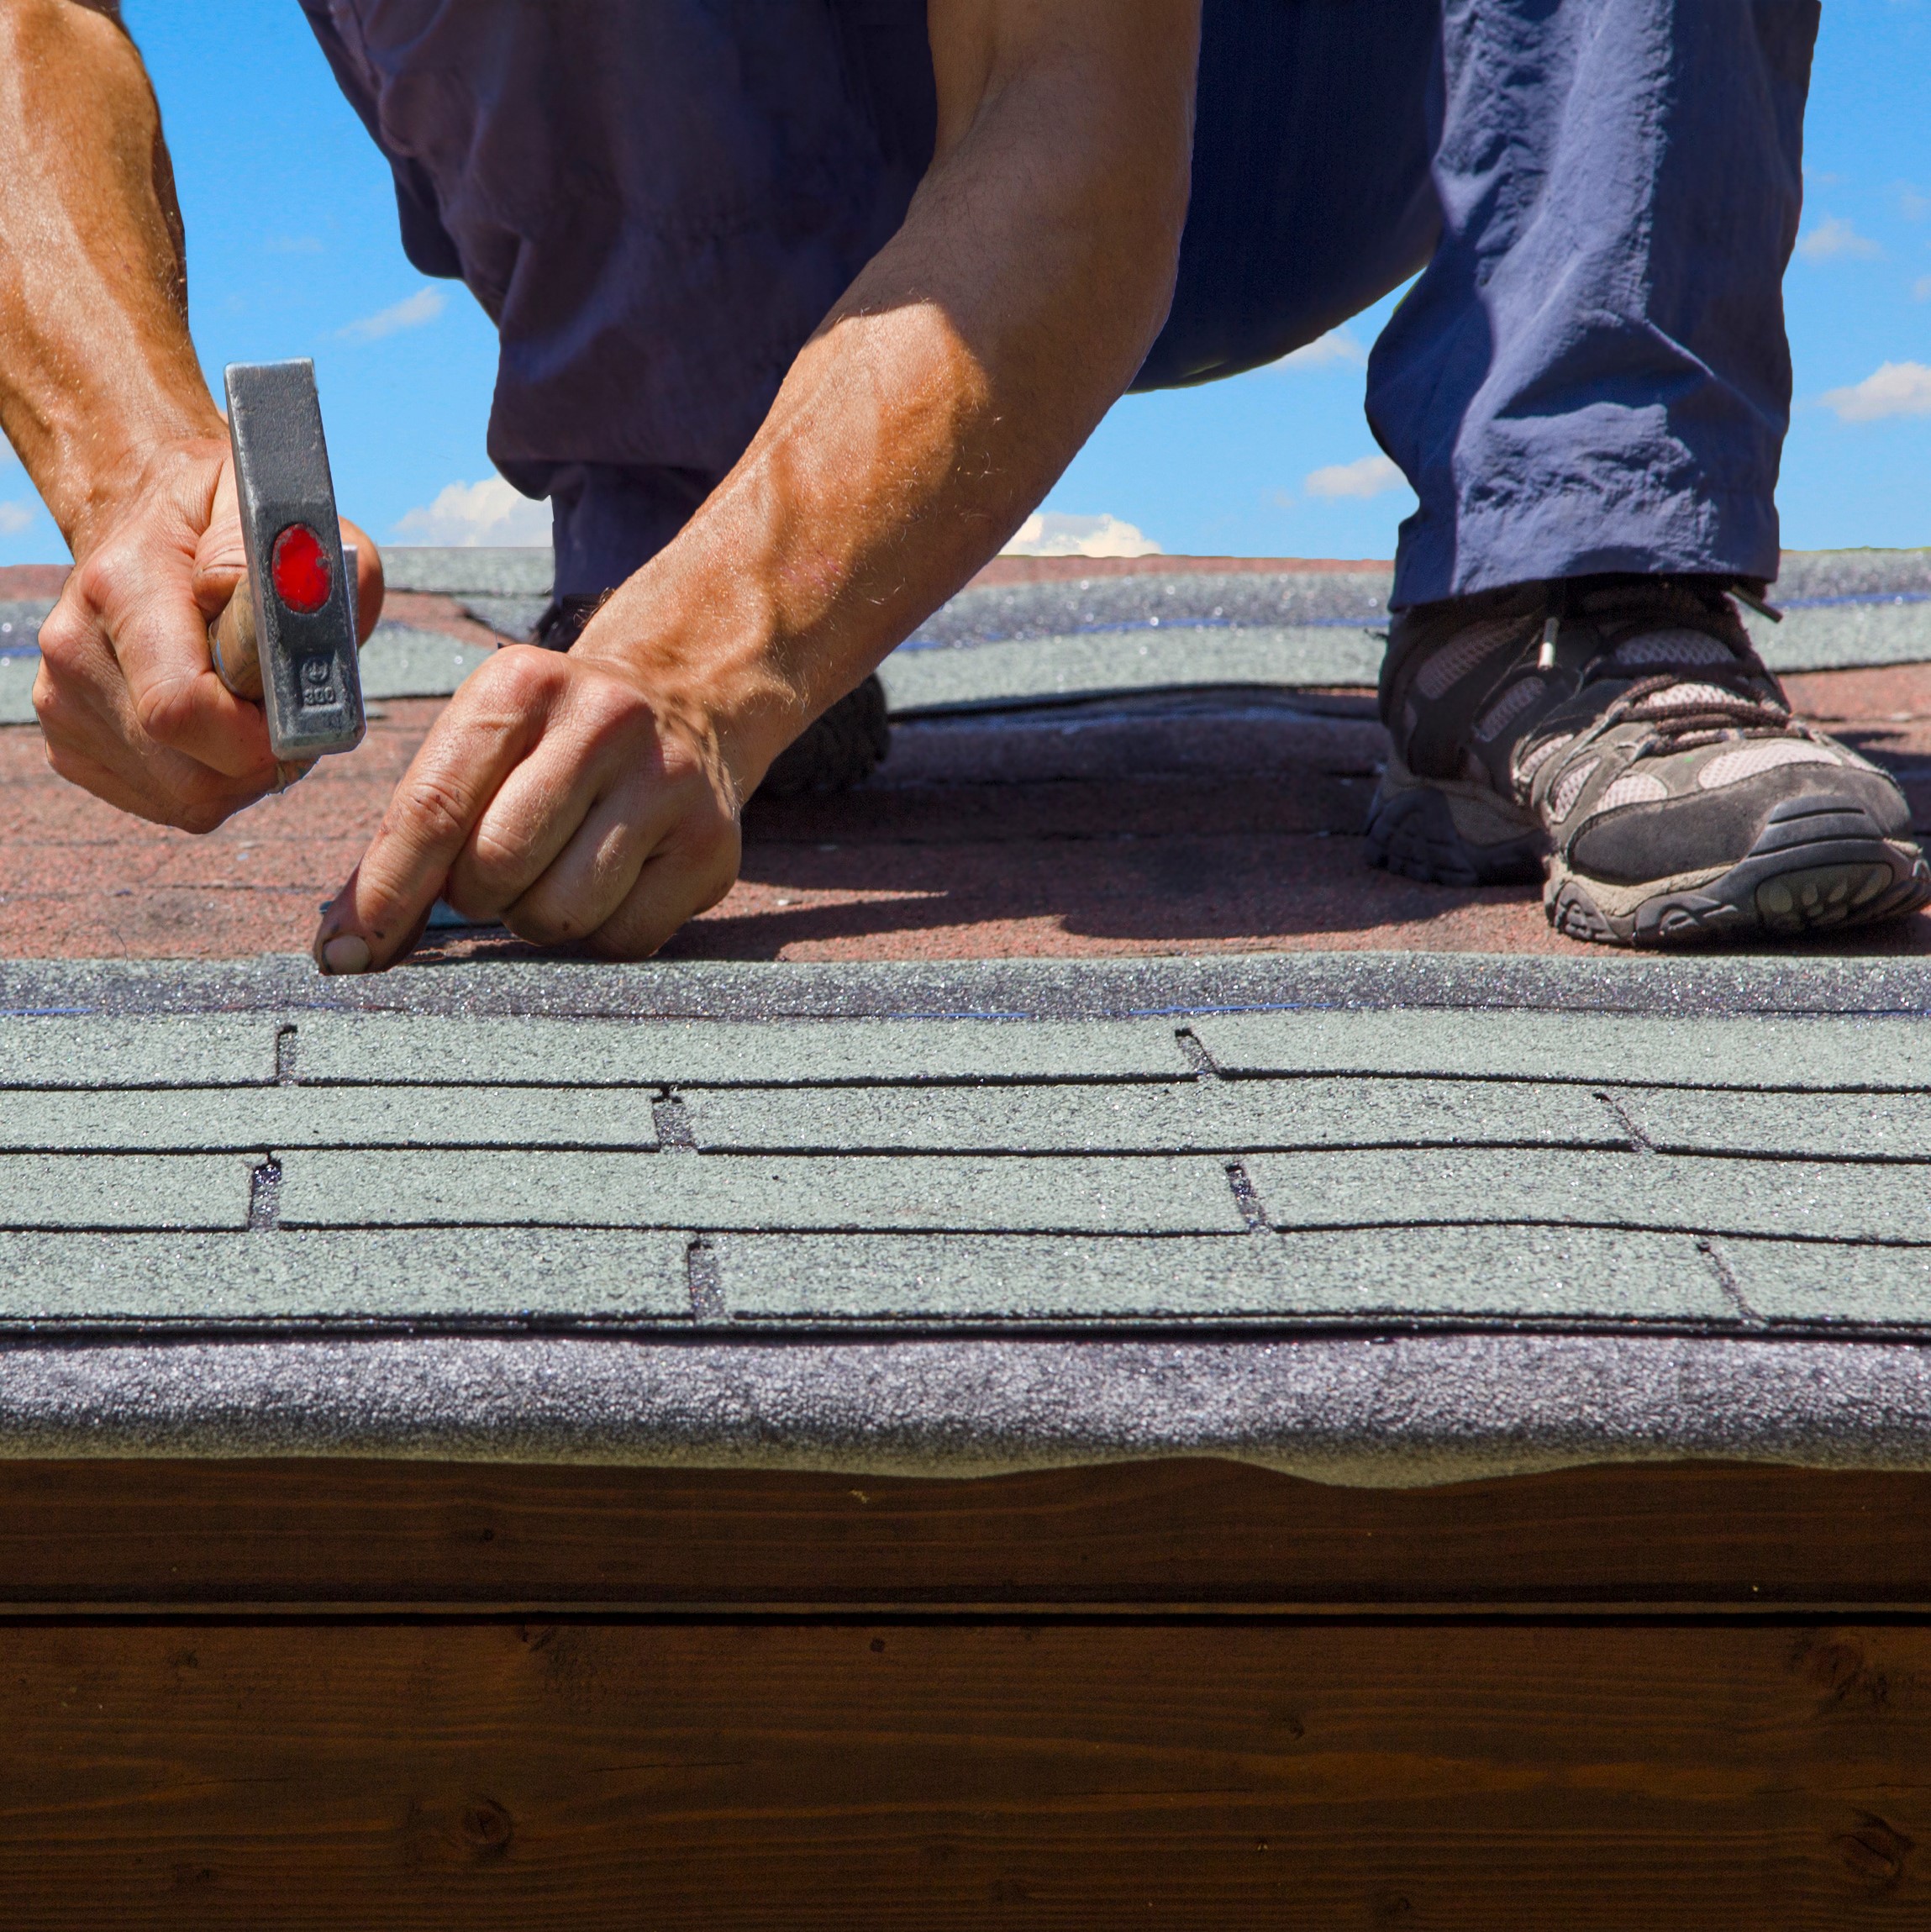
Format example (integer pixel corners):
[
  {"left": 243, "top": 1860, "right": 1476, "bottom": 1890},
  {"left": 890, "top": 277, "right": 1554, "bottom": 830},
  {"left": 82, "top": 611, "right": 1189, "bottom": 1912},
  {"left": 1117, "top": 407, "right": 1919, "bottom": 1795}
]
[
  {"left": 461, "top": 1798, "right": 514, "bottom": 1857},
  {"left": 1839, "top": 1812, "right": 1914, "bottom": 1890}
]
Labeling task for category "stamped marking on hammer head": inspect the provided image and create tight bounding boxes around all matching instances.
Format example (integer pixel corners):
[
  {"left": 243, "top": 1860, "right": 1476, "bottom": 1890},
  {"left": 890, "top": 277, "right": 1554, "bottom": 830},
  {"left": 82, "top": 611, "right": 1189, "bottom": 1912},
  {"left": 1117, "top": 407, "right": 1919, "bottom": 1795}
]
[{"left": 211, "top": 359, "right": 365, "bottom": 762}]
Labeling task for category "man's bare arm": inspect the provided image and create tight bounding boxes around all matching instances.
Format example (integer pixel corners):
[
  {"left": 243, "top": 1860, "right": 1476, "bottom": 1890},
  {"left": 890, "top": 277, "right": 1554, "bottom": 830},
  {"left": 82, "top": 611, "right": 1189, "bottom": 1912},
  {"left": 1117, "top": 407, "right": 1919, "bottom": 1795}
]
[
  {"left": 602, "top": 0, "right": 1202, "bottom": 782},
  {"left": 0, "top": 0, "right": 381, "bottom": 826},
  {"left": 0, "top": 0, "right": 208, "bottom": 542},
  {"left": 317, "top": 0, "right": 1200, "bottom": 968}
]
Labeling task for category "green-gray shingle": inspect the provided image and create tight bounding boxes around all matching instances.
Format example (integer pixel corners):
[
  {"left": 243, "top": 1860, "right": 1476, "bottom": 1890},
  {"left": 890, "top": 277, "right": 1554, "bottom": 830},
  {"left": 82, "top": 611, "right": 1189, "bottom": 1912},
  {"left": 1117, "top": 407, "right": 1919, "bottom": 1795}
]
[
  {"left": 711, "top": 1225, "right": 1726, "bottom": 1324},
  {"left": 295, "top": 1015, "right": 1187, "bottom": 1086},
  {"left": 680, "top": 1077, "right": 1621, "bottom": 1152},
  {"left": 0, "top": 1019, "right": 276, "bottom": 1088},
  {"left": 1722, "top": 1237, "right": 1931, "bottom": 1325},
  {"left": 278, "top": 1150, "right": 1247, "bottom": 1233},
  {"left": 1192, "top": 1008, "right": 1931, "bottom": 1090},
  {"left": 1246, "top": 1147, "right": 1927, "bottom": 1242},
  {"left": 0, "top": 1086, "right": 660, "bottom": 1151},
  {"left": 0, "top": 1155, "right": 255, "bottom": 1229},
  {"left": 0, "top": 1229, "right": 687, "bottom": 1320},
  {"left": 1615, "top": 1088, "right": 1931, "bottom": 1161}
]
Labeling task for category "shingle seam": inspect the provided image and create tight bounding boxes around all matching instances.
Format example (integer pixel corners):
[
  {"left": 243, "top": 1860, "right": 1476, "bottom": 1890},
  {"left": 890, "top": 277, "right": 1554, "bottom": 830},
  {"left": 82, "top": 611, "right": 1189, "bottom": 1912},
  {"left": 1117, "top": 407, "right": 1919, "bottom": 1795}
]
[
  {"left": 1697, "top": 1237, "right": 1765, "bottom": 1326},
  {"left": 1594, "top": 1090, "right": 1656, "bottom": 1152},
  {"left": 685, "top": 1239, "right": 725, "bottom": 1323},
  {"left": 245, "top": 1157, "right": 282, "bottom": 1232}
]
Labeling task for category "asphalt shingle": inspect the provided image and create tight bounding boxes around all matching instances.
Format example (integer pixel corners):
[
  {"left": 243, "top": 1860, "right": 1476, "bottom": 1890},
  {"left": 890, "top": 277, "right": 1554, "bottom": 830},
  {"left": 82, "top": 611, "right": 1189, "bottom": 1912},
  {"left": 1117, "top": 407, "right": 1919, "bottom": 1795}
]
[
  {"left": 679, "top": 1077, "right": 1619, "bottom": 1152},
  {"left": 293, "top": 1015, "right": 1191, "bottom": 1085},
  {"left": 0, "top": 1085, "right": 661, "bottom": 1151},
  {"left": 0, "top": 1154, "right": 256, "bottom": 1229},
  {"left": 1190, "top": 1009, "right": 1931, "bottom": 1090},
  {"left": 277, "top": 1149, "right": 1250, "bottom": 1234},
  {"left": 0, "top": 1019, "right": 277, "bottom": 1088},
  {"left": 1245, "top": 1147, "right": 1923, "bottom": 1242},
  {"left": 0, "top": 1228, "right": 687, "bottom": 1321}
]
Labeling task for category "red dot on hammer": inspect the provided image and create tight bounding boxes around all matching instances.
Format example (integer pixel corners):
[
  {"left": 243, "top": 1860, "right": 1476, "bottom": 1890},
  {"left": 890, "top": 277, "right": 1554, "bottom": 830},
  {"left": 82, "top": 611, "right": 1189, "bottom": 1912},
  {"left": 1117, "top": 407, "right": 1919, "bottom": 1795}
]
[{"left": 271, "top": 524, "right": 333, "bottom": 615}]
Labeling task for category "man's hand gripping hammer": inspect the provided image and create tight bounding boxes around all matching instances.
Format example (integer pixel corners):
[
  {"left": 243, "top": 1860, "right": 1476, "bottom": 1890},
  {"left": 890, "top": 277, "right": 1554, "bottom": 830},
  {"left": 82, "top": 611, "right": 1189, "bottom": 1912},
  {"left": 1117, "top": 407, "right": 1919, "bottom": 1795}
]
[{"left": 208, "top": 359, "right": 366, "bottom": 767}]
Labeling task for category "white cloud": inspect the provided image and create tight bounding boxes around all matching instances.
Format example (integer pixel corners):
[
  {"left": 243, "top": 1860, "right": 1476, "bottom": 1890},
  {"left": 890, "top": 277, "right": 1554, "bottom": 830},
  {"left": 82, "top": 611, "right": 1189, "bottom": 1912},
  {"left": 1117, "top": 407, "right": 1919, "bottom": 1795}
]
[
  {"left": 1821, "top": 361, "right": 1931, "bottom": 423},
  {"left": 1002, "top": 512, "right": 1162, "bottom": 558},
  {"left": 1304, "top": 454, "right": 1407, "bottom": 501},
  {"left": 392, "top": 476, "right": 552, "bottom": 546},
  {"left": 1271, "top": 329, "right": 1369, "bottom": 371},
  {"left": 0, "top": 502, "right": 37, "bottom": 535},
  {"left": 1915, "top": 275, "right": 1931, "bottom": 303},
  {"left": 338, "top": 287, "right": 448, "bottom": 343},
  {"left": 1798, "top": 216, "right": 1881, "bottom": 264},
  {"left": 1899, "top": 184, "right": 1931, "bottom": 223}
]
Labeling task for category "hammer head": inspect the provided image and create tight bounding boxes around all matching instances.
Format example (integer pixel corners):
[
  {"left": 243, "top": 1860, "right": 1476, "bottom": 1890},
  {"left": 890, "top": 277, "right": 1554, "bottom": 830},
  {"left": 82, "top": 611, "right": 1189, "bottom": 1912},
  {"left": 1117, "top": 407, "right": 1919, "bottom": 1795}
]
[{"left": 221, "top": 360, "right": 365, "bottom": 761}]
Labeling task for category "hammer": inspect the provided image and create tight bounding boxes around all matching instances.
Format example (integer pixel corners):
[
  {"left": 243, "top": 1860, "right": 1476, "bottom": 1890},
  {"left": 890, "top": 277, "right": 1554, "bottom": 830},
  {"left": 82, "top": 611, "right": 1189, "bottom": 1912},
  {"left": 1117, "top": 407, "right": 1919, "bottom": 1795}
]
[{"left": 208, "top": 359, "right": 366, "bottom": 763}]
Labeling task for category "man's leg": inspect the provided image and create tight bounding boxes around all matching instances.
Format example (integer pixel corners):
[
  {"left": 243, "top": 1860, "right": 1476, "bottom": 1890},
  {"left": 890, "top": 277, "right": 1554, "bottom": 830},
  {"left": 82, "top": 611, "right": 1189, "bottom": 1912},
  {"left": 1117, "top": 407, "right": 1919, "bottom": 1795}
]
[
  {"left": 1371, "top": 0, "right": 1813, "bottom": 602},
  {"left": 1362, "top": 0, "right": 1928, "bottom": 945},
  {"left": 1134, "top": 0, "right": 1441, "bottom": 390}
]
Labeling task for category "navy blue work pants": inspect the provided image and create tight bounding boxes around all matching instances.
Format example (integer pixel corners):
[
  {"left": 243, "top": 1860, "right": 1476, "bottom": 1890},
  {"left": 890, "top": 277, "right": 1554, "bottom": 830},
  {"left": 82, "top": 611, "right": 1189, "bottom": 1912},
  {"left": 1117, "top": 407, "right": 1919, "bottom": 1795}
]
[{"left": 303, "top": 0, "right": 1818, "bottom": 608}]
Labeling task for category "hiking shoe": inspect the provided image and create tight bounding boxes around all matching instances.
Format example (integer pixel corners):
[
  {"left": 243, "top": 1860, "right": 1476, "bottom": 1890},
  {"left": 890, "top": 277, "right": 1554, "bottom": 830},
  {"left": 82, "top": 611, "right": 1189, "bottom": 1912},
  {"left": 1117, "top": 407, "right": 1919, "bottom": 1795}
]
[
  {"left": 530, "top": 597, "right": 891, "bottom": 796},
  {"left": 1366, "top": 575, "right": 1929, "bottom": 945}
]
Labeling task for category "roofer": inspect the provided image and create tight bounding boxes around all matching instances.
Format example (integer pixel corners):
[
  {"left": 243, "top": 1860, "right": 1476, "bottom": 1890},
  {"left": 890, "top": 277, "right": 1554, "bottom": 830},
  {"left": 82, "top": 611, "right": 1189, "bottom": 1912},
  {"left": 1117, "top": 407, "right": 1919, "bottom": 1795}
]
[{"left": 5, "top": 0, "right": 1922, "bottom": 968}]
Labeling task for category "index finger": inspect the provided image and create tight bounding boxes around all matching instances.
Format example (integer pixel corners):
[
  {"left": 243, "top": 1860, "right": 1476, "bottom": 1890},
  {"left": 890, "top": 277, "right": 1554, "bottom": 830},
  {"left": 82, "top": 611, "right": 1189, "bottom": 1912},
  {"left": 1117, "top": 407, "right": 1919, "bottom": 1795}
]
[{"left": 313, "top": 653, "right": 555, "bottom": 973}]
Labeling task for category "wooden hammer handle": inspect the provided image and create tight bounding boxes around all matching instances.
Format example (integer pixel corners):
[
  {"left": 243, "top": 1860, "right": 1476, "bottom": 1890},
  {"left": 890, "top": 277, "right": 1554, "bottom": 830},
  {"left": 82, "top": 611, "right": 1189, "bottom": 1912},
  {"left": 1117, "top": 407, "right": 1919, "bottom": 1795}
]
[
  {"left": 209, "top": 544, "right": 356, "bottom": 704},
  {"left": 209, "top": 578, "right": 263, "bottom": 701}
]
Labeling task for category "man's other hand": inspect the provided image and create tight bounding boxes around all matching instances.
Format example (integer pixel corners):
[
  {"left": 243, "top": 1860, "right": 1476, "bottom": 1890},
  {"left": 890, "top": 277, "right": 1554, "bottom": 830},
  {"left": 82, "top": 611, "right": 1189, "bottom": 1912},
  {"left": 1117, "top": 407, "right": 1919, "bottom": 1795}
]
[
  {"left": 33, "top": 435, "right": 384, "bottom": 830},
  {"left": 311, "top": 644, "right": 743, "bottom": 972},
  {"left": 310, "top": 0, "right": 1198, "bottom": 971}
]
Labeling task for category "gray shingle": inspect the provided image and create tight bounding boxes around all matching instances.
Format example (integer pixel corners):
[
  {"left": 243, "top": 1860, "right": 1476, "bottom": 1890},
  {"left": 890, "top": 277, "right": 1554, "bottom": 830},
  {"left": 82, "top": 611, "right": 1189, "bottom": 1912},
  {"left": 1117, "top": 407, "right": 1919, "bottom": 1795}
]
[
  {"left": 296, "top": 1015, "right": 1187, "bottom": 1085},
  {"left": 0, "top": 1229, "right": 687, "bottom": 1321},
  {"left": 716, "top": 1232, "right": 1275, "bottom": 1318},
  {"left": 1260, "top": 1225, "right": 1733, "bottom": 1321},
  {"left": 1246, "top": 1147, "right": 1924, "bottom": 1242},
  {"left": 1748, "top": 600, "right": 1931, "bottom": 674},
  {"left": 710, "top": 1224, "right": 1725, "bottom": 1323},
  {"left": 1723, "top": 1237, "right": 1931, "bottom": 1326},
  {"left": 681, "top": 1077, "right": 1620, "bottom": 1152},
  {"left": 1192, "top": 1008, "right": 1931, "bottom": 1090},
  {"left": 0, "top": 1019, "right": 276, "bottom": 1087},
  {"left": 879, "top": 626, "right": 1385, "bottom": 714},
  {"left": 379, "top": 547, "right": 554, "bottom": 597},
  {"left": 0, "top": 1086, "right": 661, "bottom": 1151},
  {"left": 0, "top": 653, "right": 38, "bottom": 726},
  {"left": 279, "top": 1150, "right": 1247, "bottom": 1233},
  {"left": 0, "top": 1155, "right": 255, "bottom": 1229},
  {"left": 356, "top": 624, "right": 493, "bottom": 699},
  {"left": 1614, "top": 1088, "right": 1931, "bottom": 1161}
]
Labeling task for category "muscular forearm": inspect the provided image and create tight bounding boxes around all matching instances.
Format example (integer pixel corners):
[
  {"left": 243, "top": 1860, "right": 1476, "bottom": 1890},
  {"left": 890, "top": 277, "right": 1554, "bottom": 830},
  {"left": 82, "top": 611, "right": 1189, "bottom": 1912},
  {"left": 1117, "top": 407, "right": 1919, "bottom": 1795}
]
[
  {"left": 574, "top": 0, "right": 1201, "bottom": 794},
  {"left": 0, "top": 0, "right": 223, "bottom": 554}
]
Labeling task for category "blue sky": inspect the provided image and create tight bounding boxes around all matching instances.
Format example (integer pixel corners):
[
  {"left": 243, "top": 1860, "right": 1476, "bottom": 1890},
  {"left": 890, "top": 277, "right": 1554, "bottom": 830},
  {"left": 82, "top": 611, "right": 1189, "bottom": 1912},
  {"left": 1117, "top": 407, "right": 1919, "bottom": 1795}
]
[{"left": 0, "top": 1, "right": 1925, "bottom": 566}]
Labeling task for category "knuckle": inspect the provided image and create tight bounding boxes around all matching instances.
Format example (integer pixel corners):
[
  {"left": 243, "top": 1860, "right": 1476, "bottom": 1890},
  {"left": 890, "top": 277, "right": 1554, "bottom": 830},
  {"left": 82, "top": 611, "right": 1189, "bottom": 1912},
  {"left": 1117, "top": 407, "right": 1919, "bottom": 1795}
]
[
  {"left": 73, "top": 540, "right": 145, "bottom": 617},
  {"left": 33, "top": 600, "right": 91, "bottom": 671},
  {"left": 478, "top": 644, "right": 565, "bottom": 709},
  {"left": 129, "top": 676, "right": 198, "bottom": 745},
  {"left": 506, "top": 900, "right": 581, "bottom": 948},
  {"left": 388, "top": 771, "right": 473, "bottom": 847}
]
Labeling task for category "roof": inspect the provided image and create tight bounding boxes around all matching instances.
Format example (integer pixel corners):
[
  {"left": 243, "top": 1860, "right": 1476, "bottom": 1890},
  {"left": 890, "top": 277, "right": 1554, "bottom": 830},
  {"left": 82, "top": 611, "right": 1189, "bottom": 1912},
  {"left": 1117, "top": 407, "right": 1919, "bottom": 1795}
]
[
  {"left": 0, "top": 948, "right": 1928, "bottom": 1485},
  {"left": 1, "top": 551, "right": 1929, "bottom": 1486}
]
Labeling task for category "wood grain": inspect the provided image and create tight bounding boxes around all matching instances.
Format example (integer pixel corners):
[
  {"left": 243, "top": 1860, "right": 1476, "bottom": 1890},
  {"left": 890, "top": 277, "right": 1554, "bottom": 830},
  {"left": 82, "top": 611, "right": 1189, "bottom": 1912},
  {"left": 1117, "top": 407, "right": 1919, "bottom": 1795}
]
[
  {"left": 0, "top": 1618, "right": 1924, "bottom": 1929},
  {"left": 0, "top": 1456, "right": 1926, "bottom": 1613}
]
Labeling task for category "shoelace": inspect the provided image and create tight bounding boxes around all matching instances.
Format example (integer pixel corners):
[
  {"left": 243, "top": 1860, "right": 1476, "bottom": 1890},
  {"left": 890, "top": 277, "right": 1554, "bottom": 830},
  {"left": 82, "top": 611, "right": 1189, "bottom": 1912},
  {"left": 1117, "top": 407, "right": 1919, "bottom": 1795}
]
[
  {"left": 1514, "top": 587, "right": 1809, "bottom": 801},
  {"left": 1566, "top": 586, "right": 1802, "bottom": 748},
  {"left": 1602, "top": 672, "right": 1797, "bottom": 746}
]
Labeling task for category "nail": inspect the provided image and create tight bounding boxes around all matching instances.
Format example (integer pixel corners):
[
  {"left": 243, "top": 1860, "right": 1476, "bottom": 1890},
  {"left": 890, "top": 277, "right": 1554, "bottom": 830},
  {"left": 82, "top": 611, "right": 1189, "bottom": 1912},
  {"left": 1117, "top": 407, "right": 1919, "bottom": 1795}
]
[{"left": 320, "top": 934, "right": 373, "bottom": 975}]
